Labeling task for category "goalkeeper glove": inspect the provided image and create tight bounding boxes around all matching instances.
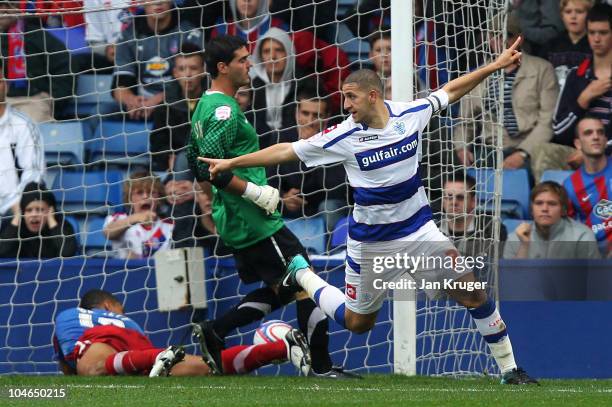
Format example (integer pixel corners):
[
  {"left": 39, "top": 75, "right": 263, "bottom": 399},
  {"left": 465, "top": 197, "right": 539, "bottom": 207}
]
[{"left": 242, "top": 182, "right": 280, "bottom": 215}]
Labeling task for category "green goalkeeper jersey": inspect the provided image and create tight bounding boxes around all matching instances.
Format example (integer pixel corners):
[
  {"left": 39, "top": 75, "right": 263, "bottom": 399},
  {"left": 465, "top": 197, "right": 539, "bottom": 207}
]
[{"left": 187, "top": 91, "right": 283, "bottom": 249}]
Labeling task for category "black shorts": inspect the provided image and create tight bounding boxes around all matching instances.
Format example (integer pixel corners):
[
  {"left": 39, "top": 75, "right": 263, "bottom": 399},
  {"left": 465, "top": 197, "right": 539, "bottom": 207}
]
[{"left": 232, "top": 226, "right": 310, "bottom": 286}]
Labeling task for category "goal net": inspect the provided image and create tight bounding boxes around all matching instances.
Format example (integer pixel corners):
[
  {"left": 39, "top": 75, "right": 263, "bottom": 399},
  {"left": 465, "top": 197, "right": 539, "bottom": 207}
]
[{"left": 0, "top": 0, "right": 506, "bottom": 376}]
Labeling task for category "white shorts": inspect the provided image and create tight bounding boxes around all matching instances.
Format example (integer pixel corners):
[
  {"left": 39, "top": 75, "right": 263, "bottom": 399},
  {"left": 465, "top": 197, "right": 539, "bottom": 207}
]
[{"left": 344, "top": 221, "right": 465, "bottom": 315}]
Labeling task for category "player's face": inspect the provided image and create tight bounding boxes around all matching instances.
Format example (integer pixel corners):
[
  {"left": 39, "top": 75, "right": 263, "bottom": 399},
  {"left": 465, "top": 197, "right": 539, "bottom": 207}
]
[
  {"left": 296, "top": 99, "right": 328, "bottom": 139},
  {"left": 587, "top": 21, "right": 612, "bottom": 56},
  {"left": 442, "top": 181, "right": 476, "bottom": 218},
  {"left": 173, "top": 55, "right": 205, "bottom": 96},
  {"left": 23, "top": 200, "right": 50, "bottom": 233},
  {"left": 369, "top": 37, "right": 391, "bottom": 77},
  {"left": 237, "top": 0, "right": 260, "bottom": 19},
  {"left": 574, "top": 118, "right": 607, "bottom": 157},
  {"left": 260, "top": 38, "right": 287, "bottom": 82},
  {"left": 130, "top": 185, "right": 160, "bottom": 214},
  {"left": 342, "top": 82, "right": 374, "bottom": 124},
  {"left": 532, "top": 191, "right": 563, "bottom": 227},
  {"left": 562, "top": 1, "right": 589, "bottom": 36},
  {"left": 227, "top": 47, "right": 252, "bottom": 88}
]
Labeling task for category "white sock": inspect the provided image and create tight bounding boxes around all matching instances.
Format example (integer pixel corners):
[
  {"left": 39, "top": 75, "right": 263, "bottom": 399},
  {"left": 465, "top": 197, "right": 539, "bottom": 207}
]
[
  {"left": 298, "top": 269, "right": 347, "bottom": 327},
  {"left": 487, "top": 336, "right": 517, "bottom": 374},
  {"left": 469, "top": 299, "right": 517, "bottom": 374}
]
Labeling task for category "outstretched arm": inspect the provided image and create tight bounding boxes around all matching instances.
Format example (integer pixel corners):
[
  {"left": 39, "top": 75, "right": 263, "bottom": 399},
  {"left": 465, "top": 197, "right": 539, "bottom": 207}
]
[
  {"left": 442, "top": 36, "right": 523, "bottom": 104},
  {"left": 198, "top": 143, "right": 299, "bottom": 180}
]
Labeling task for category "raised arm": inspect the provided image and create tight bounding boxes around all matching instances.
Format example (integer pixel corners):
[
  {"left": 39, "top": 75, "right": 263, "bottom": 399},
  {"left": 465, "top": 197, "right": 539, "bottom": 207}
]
[
  {"left": 442, "top": 36, "right": 523, "bottom": 104},
  {"left": 198, "top": 143, "right": 299, "bottom": 179}
]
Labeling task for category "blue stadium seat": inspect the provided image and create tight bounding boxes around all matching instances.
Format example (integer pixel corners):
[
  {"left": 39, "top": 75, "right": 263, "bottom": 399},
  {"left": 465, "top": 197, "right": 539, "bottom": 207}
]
[
  {"left": 330, "top": 216, "right": 349, "bottom": 249},
  {"left": 43, "top": 167, "right": 60, "bottom": 189},
  {"left": 75, "top": 74, "right": 119, "bottom": 117},
  {"left": 40, "top": 121, "right": 84, "bottom": 166},
  {"left": 82, "top": 216, "right": 112, "bottom": 255},
  {"left": 46, "top": 26, "right": 90, "bottom": 54},
  {"left": 63, "top": 216, "right": 81, "bottom": 248},
  {"left": 540, "top": 170, "right": 572, "bottom": 185},
  {"left": 283, "top": 215, "right": 326, "bottom": 254},
  {"left": 466, "top": 168, "right": 531, "bottom": 219},
  {"left": 502, "top": 169, "right": 531, "bottom": 219},
  {"left": 52, "top": 170, "right": 123, "bottom": 215},
  {"left": 88, "top": 120, "right": 152, "bottom": 166}
]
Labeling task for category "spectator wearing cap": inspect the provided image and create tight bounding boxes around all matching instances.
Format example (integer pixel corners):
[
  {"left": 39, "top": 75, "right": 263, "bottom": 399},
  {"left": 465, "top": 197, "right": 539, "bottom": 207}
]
[
  {"left": 151, "top": 44, "right": 207, "bottom": 171},
  {"left": 164, "top": 151, "right": 217, "bottom": 251},
  {"left": 0, "top": 182, "right": 77, "bottom": 258}
]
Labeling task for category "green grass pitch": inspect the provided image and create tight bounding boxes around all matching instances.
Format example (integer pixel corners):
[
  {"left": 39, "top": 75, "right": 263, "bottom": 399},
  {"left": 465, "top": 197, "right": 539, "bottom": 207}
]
[{"left": 2, "top": 375, "right": 611, "bottom": 406}]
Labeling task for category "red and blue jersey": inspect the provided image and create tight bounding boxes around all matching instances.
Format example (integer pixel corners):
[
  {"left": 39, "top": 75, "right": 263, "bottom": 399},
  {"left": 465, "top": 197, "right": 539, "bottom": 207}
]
[
  {"left": 564, "top": 158, "right": 612, "bottom": 247},
  {"left": 53, "top": 307, "right": 144, "bottom": 368}
]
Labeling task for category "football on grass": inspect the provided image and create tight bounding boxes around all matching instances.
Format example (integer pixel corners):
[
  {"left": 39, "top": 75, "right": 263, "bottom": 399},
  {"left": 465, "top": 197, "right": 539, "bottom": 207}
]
[{"left": 253, "top": 320, "right": 293, "bottom": 345}]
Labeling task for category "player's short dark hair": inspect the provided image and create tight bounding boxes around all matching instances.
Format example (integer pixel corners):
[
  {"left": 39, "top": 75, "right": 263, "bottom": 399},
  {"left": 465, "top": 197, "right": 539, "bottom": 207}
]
[
  {"left": 444, "top": 170, "right": 477, "bottom": 198},
  {"left": 574, "top": 114, "right": 604, "bottom": 138},
  {"left": 587, "top": 4, "right": 612, "bottom": 27},
  {"left": 343, "top": 69, "right": 383, "bottom": 94},
  {"left": 177, "top": 43, "right": 205, "bottom": 64},
  {"left": 80, "top": 289, "right": 119, "bottom": 310},
  {"left": 204, "top": 35, "right": 248, "bottom": 79},
  {"left": 367, "top": 28, "right": 391, "bottom": 47},
  {"left": 530, "top": 181, "right": 569, "bottom": 216}
]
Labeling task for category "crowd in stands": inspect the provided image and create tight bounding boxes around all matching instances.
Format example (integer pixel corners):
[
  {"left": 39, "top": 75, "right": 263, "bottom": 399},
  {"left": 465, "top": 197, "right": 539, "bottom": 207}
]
[{"left": 0, "top": 0, "right": 609, "bottom": 261}]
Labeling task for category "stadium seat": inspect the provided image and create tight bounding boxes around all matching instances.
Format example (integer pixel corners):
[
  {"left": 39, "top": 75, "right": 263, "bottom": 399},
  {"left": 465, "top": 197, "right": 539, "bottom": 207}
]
[
  {"left": 540, "top": 170, "right": 572, "bottom": 185},
  {"left": 330, "top": 216, "right": 349, "bottom": 249},
  {"left": 283, "top": 215, "right": 326, "bottom": 254},
  {"left": 501, "top": 169, "right": 531, "bottom": 219},
  {"left": 43, "top": 167, "right": 60, "bottom": 189},
  {"left": 75, "top": 74, "right": 120, "bottom": 117},
  {"left": 52, "top": 170, "right": 123, "bottom": 215},
  {"left": 40, "top": 121, "right": 84, "bottom": 166},
  {"left": 46, "top": 26, "right": 90, "bottom": 54},
  {"left": 82, "top": 216, "right": 112, "bottom": 255},
  {"left": 63, "top": 216, "right": 81, "bottom": 248},
  {"left": 466, "top": 168, "right": 531, "bottom": 219},
  {"left": 88, "top": 120, "right": 152, "bottom": 167}
]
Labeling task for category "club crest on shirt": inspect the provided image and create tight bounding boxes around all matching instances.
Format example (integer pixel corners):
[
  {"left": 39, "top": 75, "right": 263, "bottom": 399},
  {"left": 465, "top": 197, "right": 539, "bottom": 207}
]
[
  {"left": 593, "top": 199, "right": 612, "bottom": 220},
  {"left": 145, "top": 56, "right": 170, "bottom": 77},
  {"left": 215, "top": 106, "right": 231, "bottom": 120},
  {"left": 393, "top": 121, "right": 406, "bottom": 135}
]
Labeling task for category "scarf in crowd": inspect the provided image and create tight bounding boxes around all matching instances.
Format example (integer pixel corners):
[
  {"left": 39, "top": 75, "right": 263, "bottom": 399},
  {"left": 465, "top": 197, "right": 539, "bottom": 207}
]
[{"left": 7, "top": 20, "right": 27, "bottom": 89}]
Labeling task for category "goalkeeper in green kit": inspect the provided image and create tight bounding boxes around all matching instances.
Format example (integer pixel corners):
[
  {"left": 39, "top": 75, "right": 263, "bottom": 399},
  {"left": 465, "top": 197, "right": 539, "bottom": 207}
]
[{"left": 187, "top": 35, "right": 352, "bottom": 378}]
